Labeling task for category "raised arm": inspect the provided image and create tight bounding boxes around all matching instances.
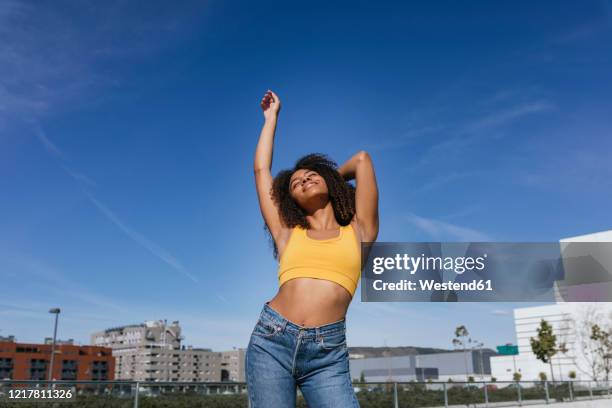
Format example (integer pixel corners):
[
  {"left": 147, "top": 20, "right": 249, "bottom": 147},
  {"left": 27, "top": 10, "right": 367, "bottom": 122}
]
[
  {"left": 338, "top": 151, "right": 379, "bottom": 242},
  {"left": 254, "top": 90, "right": 285, "bottom": 242}
]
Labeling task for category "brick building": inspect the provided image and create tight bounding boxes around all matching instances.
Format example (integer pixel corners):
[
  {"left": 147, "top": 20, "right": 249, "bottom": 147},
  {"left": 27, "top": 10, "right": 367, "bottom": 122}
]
[{"left": 0, "top": 336, "right": 114, "bottom": 381}]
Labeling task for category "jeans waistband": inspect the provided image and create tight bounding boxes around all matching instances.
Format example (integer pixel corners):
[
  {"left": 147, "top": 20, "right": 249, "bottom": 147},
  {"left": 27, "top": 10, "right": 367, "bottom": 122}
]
[{"left": 261, "top": 302, "right": 346, "bottom": 338}]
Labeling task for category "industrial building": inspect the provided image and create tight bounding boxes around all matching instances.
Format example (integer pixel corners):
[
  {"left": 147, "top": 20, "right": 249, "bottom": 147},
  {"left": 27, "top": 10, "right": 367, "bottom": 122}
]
[{"left": 349, "top": 349, "right": 497, "bottom": 382}]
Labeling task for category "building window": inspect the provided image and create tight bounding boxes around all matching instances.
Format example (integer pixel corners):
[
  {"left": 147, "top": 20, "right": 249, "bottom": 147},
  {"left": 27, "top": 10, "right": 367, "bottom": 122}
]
[
  {"left": 91, "top": 361, "right": 108, "bottom": 380},
  {"left": 0, "top": 358, "right": 14, "bottom": 379},
  {"left": 61, "top": 360, "right": 78, "bottom": 380},
  {"left": 29, "top": 359, "right": 47, "bottom": 381}
]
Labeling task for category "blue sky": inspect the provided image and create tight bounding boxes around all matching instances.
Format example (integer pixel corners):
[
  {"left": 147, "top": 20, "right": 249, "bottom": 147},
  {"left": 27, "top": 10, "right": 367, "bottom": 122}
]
[{"left": 1, "top": 0, "right": 611, "bottom": 351}]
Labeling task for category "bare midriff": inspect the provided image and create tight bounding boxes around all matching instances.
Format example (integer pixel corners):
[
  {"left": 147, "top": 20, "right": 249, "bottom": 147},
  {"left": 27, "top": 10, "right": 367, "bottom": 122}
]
[{"left": 268, "top": 277, "right": 352, "bottom": 327}]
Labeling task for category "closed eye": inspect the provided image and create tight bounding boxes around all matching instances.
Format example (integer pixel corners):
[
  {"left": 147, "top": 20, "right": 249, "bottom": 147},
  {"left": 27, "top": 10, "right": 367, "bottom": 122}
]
[{"left": 291, "top": 171, "right": 317, "bottom": 189}]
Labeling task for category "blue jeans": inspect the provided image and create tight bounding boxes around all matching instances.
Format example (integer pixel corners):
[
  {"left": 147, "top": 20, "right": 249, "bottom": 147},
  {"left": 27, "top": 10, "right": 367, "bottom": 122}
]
[{"left": 246, "top": 302, "right": 360, "bottom": 408}]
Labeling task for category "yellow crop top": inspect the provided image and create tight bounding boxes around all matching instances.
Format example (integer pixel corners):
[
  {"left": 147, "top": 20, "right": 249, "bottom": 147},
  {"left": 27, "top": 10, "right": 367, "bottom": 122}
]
[{"left": 278, "top": 224, "right": 362, "bottom": 297}]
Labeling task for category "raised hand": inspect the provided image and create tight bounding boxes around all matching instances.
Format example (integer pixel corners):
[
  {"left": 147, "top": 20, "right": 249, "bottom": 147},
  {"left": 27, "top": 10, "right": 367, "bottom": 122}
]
[{"left": 260, "top": 89, "right": 281, "bottom": 120}]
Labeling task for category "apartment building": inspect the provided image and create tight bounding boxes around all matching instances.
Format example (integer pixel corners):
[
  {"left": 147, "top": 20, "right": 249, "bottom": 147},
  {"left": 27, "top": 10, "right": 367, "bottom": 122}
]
[
  {"left": 91, "top": 320, "right": 245, "bottom": 382},
  {"left": 220, "top": 348, "right": 246, "bottom": 382}
]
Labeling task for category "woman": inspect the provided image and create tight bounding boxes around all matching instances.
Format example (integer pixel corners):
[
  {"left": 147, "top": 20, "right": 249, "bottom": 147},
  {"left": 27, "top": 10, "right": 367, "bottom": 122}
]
[{"left": 247, "top": 89, "right": 379, "bottom": 407}]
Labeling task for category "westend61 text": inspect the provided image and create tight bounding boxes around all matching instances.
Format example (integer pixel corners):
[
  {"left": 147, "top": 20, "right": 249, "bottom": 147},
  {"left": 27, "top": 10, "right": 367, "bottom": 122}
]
[{"left": 372, "top": 279, "right": 493, "bottom": 292}]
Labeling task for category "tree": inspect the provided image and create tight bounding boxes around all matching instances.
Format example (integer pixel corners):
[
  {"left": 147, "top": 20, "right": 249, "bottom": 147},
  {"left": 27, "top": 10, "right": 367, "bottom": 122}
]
[
  {"left": 513, "top": 372, "right": 522, "bottom": 382},
  {"left": 453, "top": 325, "right": 476, "bottom": 380},
  {"left": 557, "top": 342, "right": 569, "bottom": 380},
  {"left": 359, "top": 371, "right": 365, "bottom": 383},
  {"left": 573, "top": 306, "right": 604, "bottom": 381},
  {"left": 590, "top": 324, "right": 612, "bottom": 382},
  {"left": 538, "top": 372, "right": 547, "bottom": 382},
  {"left": 530, "top": 319, "right": 558, "bottom": 382},
  {"left": 568, "top": 370, "right": 577, "bottom": 400}
]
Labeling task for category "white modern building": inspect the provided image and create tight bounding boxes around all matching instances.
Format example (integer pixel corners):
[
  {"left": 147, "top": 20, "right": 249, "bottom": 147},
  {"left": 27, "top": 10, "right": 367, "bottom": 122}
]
[{"left": 491, "top": 229, "right": 612, "bottom": 382}]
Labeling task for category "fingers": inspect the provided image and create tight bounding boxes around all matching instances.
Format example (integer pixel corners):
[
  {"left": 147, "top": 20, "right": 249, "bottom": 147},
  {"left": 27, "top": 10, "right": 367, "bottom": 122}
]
[
  {"left": 260, "top": 91, "right": 270, "bottom": 109},
  {"left": 269, "top": 90, "right": 280, "bottom": 105},
  {"left": 260, "top": 89, "right": 280, "bottom": 110}
]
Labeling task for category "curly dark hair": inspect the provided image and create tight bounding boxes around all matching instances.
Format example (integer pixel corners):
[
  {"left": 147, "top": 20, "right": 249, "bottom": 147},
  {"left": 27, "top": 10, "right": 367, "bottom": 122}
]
[{"left": 264, "top": 153, "right": 356, "bottom": 259}]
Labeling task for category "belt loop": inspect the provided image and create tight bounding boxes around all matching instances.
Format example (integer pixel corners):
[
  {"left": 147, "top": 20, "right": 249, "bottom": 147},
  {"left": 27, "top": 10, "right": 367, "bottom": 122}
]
[
  {"left": 315, "top": 327, "right": 321, "bottom": 341},
  {"left": 281, "top": 320, "right": 288, "bottom": 333}
]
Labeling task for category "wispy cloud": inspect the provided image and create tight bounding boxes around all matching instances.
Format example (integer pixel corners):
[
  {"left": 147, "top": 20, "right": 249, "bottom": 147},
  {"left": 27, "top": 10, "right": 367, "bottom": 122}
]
[
  {"left": 465, "top": 100, "right": 554, "bottom": 132},
  {"left": 405, "top": 212, "right": 492, "bottom": 241},
  {"left": 34, "top": 127, "right": 198, "bottom": 283},
  {"left": 35, "top": 127, "right": 64, "bottom": 158},
  {"left": 0, "top": 1, "right": 205, "bottom": 127},
  {"left": 0, "top": 252, "right": 123, "bottom": 311},
  {"left": 35, "top": 126, "right": 97, "bottom": 186},
  {"left": 408, "top": 171, "right": 478, "bottom": 195},
  {"left": 412, "top": 100, "right": 554, "bottom": 169},
  {"left": 363, "top": 125, "right": 444, "bottom": 152},
  {"left": 514, "top": 122, "right": 612, "bottom": 193},
  {"left": 370, "top": 96, "right": 554, "bottom": 157},
  {"left": 551, "top": 2, "right": 612, "bottom": 45},
  {"left": 1, "top": 1, "right": 91, "bottom": 125},
  {"left": 60, "top": 165, "right": 97, "bottom": 187},
  {"left": 439, "top": 205, "right": 482, "bottom": 221},
  {"left": 86, "top": 193, "right": 198, "bottom": 283}
]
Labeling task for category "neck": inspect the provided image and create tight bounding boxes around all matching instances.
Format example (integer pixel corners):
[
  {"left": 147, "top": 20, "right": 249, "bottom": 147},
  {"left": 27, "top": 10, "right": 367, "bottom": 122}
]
[{"left": 304, "top": 203, "right": 340, "bottom": 230}]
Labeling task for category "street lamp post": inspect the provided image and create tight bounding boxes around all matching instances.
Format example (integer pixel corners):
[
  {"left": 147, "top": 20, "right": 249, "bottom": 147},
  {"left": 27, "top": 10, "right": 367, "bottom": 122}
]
[
  {"left": 48, "top": 308, "right": 61, "bottom": 381},
  {"left": 476, "top": 342, "right": 485, "bottom": 380}
]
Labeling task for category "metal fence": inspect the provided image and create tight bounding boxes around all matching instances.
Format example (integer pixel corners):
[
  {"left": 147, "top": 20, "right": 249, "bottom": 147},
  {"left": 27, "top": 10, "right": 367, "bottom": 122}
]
[{"left": 0, "top": 379, "right": 611, "bottom": 407}]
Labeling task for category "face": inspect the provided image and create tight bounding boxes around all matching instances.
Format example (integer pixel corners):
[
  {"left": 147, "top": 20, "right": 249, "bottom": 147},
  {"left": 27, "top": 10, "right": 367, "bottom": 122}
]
[{"left": 288, "top": 168, "right": 329, "bottom": 207}]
